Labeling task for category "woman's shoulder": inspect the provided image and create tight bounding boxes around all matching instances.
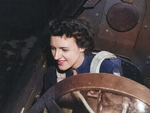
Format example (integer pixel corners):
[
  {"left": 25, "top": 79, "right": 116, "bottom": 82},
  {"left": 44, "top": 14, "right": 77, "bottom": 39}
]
[
  {"left": 85, "top": 53, "right": 95, "bottom": 61},
  {"left": 44, "top": 66, "right": 57, "bottom": 90},
  {"left": 45, "top": 66, "right": 56, "bottom": 76}
]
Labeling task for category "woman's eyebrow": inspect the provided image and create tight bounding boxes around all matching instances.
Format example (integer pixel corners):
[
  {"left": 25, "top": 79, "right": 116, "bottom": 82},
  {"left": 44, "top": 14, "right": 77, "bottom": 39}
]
[
  {"left": 60, "top": 47, "right": 69, "bottom": 49},
  {"left": 50, "top": 45, "right": 68, "bottom": 49},
  {"left": 50, "top": 45, "right": 55, "bottom": 48}
]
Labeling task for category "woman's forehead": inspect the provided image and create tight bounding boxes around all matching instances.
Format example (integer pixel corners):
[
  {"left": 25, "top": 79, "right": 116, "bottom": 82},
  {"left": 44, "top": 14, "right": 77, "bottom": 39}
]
[{"left": 50, "top": 35, "right": 77, "bottom": 47}]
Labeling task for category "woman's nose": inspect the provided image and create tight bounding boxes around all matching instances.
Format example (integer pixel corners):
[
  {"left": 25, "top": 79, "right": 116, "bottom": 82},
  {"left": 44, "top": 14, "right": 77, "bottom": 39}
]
[{"left": 54, "top": 50, "right": 61, "bottom": 60}]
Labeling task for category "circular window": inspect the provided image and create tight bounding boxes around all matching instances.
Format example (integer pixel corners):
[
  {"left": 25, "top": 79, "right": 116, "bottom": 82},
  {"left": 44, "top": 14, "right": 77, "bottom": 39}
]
[{"left": 106, "top": 2, "right": 139, "bottom": 32}]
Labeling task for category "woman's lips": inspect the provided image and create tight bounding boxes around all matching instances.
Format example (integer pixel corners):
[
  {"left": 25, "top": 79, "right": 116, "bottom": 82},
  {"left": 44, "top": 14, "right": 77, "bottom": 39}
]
[{"left": 57, "top": 60, "right": 65, "bottom": 65}]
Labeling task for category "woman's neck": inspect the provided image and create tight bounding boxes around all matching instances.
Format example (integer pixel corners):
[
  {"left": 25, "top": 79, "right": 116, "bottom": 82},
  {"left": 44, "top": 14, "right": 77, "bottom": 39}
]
[{"left": 72, "top": 53, "right": 85, "bottom": 69}]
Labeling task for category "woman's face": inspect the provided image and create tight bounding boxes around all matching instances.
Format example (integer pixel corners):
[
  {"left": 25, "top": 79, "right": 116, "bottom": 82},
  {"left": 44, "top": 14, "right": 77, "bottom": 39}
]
[{"left": 50, "top": 34, "right": 85, "bottom": 71}]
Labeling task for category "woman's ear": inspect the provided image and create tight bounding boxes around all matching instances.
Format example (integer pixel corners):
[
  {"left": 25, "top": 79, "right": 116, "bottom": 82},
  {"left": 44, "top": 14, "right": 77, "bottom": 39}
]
[{"left": 80, "top": 48, "right": 86, "bottom": 53}]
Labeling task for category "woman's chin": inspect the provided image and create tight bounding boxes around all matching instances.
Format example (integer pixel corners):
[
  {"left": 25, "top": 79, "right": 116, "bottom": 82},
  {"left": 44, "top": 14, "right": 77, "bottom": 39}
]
[{"left": 58, "top": 66, "right": 69, "bottom": 71}]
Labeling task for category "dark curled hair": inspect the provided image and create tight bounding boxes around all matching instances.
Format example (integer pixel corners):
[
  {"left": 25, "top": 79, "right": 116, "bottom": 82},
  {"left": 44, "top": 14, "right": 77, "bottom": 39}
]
[{"left": 49, "top": 18, "right": 95, "bottom": 55}]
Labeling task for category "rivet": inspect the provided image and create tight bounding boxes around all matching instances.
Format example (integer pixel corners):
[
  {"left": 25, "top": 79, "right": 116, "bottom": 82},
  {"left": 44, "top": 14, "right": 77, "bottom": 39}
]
[
  {"left": 96, "top": 13, "right": 99, "bottom": 16},
  {"left": 146, "top": 61, "right": 149, "bottom": 65},
  {"left": 138, "top": 20, "right": 140, "bottom": 23},
  {"left": 144, "top": 25, "right": 147, "bottom": 29}
]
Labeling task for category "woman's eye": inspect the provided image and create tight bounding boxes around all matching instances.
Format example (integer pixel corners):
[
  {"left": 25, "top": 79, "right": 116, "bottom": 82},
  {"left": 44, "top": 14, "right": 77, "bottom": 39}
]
[
  {"left": 51, "top": 47, "right": 55, "bottom": 50},
  {"left": 62, "top": 49, "right": 68, "bottom": 52}
]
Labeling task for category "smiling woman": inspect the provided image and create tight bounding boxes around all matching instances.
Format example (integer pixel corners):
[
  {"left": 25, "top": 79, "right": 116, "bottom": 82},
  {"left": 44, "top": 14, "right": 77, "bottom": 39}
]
[
  {"left": 43, "top": 18, "right": 123, "bottom": 92},
  {"left": 50, "top": 34, "right": 85, "bottom": 70}
]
